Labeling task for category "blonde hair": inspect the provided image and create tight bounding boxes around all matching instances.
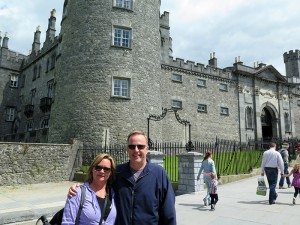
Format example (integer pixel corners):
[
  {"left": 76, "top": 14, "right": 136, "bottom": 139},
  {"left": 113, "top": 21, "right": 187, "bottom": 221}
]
[
  {"left": 211, "top": 173, "right": 217, "bottom": 179},
  {"left": 86, "top": 153, "right": 116, "bottom": 184},
  {"left": 293, "top": 163, "right": 300, "bottom": 173}
]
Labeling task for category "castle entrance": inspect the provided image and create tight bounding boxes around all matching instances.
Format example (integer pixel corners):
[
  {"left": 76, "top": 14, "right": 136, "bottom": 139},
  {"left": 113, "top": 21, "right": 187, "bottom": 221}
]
[{"left": 261, "top": 107, "right": 274, "bottom": 139}]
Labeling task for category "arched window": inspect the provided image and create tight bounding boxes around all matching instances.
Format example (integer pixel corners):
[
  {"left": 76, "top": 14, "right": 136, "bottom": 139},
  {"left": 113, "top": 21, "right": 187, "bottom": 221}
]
[
  {"left": 284, "top": 112, "right": 291, "bottom": 132},
  {"left": 245, "top": 106, "right": 253, "bottom": 129}
]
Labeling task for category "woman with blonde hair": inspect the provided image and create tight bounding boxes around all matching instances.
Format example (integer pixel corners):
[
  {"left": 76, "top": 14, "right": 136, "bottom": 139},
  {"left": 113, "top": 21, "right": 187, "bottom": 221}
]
[{"left": 62, "top": 153, "right": 117, "bottom": 224}]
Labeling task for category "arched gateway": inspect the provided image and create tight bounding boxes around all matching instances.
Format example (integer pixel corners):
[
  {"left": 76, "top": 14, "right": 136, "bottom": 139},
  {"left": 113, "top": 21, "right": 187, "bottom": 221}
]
[{"left": 260, "top": 106, "right": 278, "bottom": 139}]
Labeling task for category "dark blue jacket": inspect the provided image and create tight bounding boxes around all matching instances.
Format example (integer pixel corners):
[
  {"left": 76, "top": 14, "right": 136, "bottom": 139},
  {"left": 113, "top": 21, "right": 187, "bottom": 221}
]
[{"left": 113, "top": 161, "right": 176, "bottom": 225}]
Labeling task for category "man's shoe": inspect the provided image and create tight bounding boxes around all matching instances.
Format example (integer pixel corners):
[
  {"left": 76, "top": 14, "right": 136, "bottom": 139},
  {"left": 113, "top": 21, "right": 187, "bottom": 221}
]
[
  {"left": 293, "top": 197, "right": 296, "bottom": 205},
  {"left": 269, "top": 201, "right": 275, "bottom": 205},
  {"left": 279, "top": 186, "right": 283, "bottom": 189}
]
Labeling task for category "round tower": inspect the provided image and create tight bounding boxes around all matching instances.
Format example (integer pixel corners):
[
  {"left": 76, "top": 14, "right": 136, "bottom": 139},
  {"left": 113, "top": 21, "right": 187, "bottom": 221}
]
[{"left": 48, "top": 0, "right": 163, "bottom": 145}]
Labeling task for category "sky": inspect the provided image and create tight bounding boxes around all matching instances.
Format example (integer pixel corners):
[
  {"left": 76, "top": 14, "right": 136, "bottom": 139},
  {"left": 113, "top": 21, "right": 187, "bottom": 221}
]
[{"left": 1, "top": 0, "right": 300, "bottom": 75}]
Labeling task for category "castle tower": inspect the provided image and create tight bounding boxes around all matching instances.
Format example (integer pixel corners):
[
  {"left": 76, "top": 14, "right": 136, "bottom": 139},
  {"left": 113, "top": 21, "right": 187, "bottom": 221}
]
[
  {"left": 160, "top": 11, "right": 173, "bottom": 63},
  {"left": 48, "top": 0, "right": 163, "bottom": 145},
  {"left": 283, "top": 50, "right": 300, "bottom": 83}
]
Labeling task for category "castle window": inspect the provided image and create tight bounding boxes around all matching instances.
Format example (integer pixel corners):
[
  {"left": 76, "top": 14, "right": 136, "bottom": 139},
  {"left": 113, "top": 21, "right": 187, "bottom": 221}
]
[
  {"left": 33, "top": 66, "right": 37, "bottom": 81},
  {"left": 245, "top": 106, "right": 253, "bottom": 129},
  {"left": 46, "top": 59, "right": 50, "bottom": 72},
  {"left": 10, "top": 74, "right": 18, "bottom": 87},
  {"left": 20, "top": 74, "right": 25, "bottom": 88},
  {"left": 220, "top": 107, "right": 229, "bottom": 116},
  {"left": 114, "top": 0, "right": 133, "bottom": 10},
  {"left": 198, "top": 104, "right": 207, "bottom": 113},
  {"left": 30, "top": 89, "right": 36, "bottom": 105},
  {"left": 113, "top": 78, "right": 130, "bottom": 98},
  {"left": 219, "top": 83, "right": 228, "bottom": 92},
  {"left": 284, "top": 112, "right": 291, "bottom": 133},
  {"left": 197, "top": 79, "right": 207, "bottom": 87},
  {"left": 26, "top": 120, "right": 33, "bottom": 132},
  {"left": 297, "top": 99, "right": 300, "bottom": 106},
  {"left": 51, "top": 54, "right": 56, "bottom": 69},
  {"left": 172, "top": 74, "right": 182, "bottom": 83},
  {"left": 6, "top": 107, "right": 15, "bottom": 121},
  {"left": 113, "top": 27, "right": 132, "bottom": 48},
  {"left": 40, "top": 117, "right": 49, "bottom": 129},
  {"left": 38, "top": 65, "right": 42, "bottom": 78},
  {"left": 47, "top": 79, "right": 55, "bottom": 98},
  {"left": 172, "top": 100, "right": 182, "bottom": 110}
]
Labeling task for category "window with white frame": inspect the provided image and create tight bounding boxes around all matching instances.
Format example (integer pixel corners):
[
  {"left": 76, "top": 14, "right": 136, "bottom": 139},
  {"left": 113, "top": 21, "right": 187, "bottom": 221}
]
[
  {"left": 245, "top": 106, "right": 253, "bottom": 129},
  {"left": 6, "top": 107, "right": 15, "bottom": 121},
  {"left": 220, "top": 107, "right": 229, "bottom": 115},
  {"left": 113, "top": 78, "right": 130, "bottom": 98},
  {"left": 26, "top": 120, "right": 33, "bottom": 132},
  {"left": 10, "top": 74, "right": 18, "bottom": 87},
  {"left": 113, "top": 27, "right": 131, "bottom": 48},
  {"left": 114, "top": 0, "right": 133, "bottom": 10},
  {"left": 40, "top": 117, "right": 49, "bottom": 129},
  {"left": 172, "top": 100, "right": 182, "bottom": 109},
  {"left": 198, "top": 104, "right": 207, "bottom": 113},
  {"left": 197, "top": 79, "right": 206, "bottom": 87},
  {"left": 172, "top": 74, "right": 182, "bottom": 82},
  {"left": 219, "top": 83, "right": 228, "bottom": 92},
  {"left": 284, "top": 112, "right": 291, "bottom": 132}
]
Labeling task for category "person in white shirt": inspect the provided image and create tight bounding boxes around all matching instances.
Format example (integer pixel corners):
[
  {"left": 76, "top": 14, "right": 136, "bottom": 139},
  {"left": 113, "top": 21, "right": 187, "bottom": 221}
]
[{"left": 261, "top": 142, "right": 284, "bottom": 205}]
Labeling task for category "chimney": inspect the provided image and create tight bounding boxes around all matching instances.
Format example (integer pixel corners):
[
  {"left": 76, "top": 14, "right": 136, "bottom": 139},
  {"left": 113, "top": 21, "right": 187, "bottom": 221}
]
[
  {"left": 0, "top": 31, "right": 2, "bottom": 47},
  {"left": 208, "top": 52, "right": 217, "bottom": 68},
  {"left": 32, "top": 26, "right": 41, "bottom": 54},
  {"left": 45, "top": 9, "right": 56, "bottom": 43},
  {"left": 2, "top": 32, "right": 9, "bottom": 48}
]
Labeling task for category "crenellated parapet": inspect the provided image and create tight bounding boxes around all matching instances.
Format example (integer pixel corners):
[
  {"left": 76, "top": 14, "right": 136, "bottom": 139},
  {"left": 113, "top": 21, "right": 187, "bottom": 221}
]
[
  {"left": 0, "top": 48, "right": 26, "bottom": 71},
  {"left": 283, "top": 49, "right": 300, "bottom": 63},
  {"left": 160, "top": 11, "right": 170, "bottom": 29},
  {"left": 162, "top": 56, "right": 234, "bottom": 82}
]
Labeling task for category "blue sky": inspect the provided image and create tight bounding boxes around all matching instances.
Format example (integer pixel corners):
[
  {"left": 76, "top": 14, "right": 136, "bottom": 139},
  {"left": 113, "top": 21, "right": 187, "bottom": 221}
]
[{"left": 1, "top": 0, "right": 300, "bottom": 75}]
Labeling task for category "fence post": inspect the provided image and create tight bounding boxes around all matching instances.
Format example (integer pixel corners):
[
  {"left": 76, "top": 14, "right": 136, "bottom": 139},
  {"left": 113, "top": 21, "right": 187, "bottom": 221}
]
[
  {"left": 176, "top": 151, "right": 203, "bottom": 195},
  {"left": 147, "top": 150, "right": 164, "bottom": 167}
]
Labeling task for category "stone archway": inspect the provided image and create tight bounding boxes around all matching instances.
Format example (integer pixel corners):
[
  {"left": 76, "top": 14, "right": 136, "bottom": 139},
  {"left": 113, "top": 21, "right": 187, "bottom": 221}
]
[{"left": 260, "top": 106, "right": 278, "bottom": 140}]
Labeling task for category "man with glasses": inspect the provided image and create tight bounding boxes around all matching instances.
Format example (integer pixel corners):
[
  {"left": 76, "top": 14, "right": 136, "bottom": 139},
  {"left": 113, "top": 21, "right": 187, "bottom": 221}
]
[{"left": 69, "top": 130, "right": 176, "bottom": 225}]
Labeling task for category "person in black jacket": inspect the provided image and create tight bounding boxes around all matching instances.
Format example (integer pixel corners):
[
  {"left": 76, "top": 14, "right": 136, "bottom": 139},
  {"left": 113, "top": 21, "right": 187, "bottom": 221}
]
[
  {"left": 69, "top": 130, "right": 177, "bottom": 225},
  {"left": 278, "top": 143, "right": 291, "bottom": 189}
]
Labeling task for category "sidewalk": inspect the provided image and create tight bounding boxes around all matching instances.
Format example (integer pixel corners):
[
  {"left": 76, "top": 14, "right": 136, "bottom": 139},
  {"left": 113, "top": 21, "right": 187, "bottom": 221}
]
[{"left": 0, "top": 175, "right": 298, "bottom": 225}]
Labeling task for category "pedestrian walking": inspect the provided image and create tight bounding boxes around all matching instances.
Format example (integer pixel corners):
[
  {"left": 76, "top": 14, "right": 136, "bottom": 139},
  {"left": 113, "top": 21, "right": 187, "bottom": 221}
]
[
  {"left": 282, "top": 163, "right": 300, "bottom": 205},
  {"left": 197, "top": 151, "right": 216, "bottom": 206},
  {"left": 278, "top": 142, "right": 291, "bottom": 189},
  {"left": 209, "top": 173, "right": 218, "bottom": 211},
  {"left": 261, "top": 142, "right": 284, "bottom": 205}
]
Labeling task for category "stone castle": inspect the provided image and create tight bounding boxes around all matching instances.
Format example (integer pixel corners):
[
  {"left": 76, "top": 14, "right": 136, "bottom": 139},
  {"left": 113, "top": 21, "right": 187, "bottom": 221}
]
[{"left": 1, "top": 0, "right": 300, "bottom": 146}]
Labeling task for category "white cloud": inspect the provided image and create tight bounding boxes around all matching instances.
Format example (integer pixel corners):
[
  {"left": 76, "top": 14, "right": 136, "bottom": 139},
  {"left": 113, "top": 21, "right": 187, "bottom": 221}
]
[{"left": 1, "top": 0, "right": 300, "bottom": 75}]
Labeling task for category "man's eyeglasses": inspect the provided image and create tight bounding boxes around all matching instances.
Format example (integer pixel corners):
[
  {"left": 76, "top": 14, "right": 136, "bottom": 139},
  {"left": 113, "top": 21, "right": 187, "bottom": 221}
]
[
  {"left": 94, "top": 166, "right": 111, "bottom": 172},
  {"left": 128, "top": 145, "right": 146, "bottom": 150}
]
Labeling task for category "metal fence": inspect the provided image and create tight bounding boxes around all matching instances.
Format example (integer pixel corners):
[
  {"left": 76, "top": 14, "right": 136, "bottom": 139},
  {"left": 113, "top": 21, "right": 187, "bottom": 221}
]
[{"left": 74, "top": 137, "right": 300, "bottom": 183}]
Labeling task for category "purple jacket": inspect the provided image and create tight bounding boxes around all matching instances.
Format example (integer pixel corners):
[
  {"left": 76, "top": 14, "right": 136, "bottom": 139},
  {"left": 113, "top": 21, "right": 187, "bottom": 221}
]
[{"left": 62, "top": 183, "right": 117, "bottom": 225}]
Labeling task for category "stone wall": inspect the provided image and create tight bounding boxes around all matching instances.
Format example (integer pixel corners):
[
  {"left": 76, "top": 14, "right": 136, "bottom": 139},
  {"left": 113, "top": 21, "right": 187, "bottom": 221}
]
[{"left": 0, "top": 139, "right": 82, "bottom": 186}]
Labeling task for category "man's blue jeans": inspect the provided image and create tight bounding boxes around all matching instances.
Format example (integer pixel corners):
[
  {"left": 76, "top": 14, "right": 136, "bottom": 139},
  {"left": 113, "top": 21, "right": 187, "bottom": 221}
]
[
  {"left": 265, "top": 167, "right": 278, "bottom": 204},
  {"left": 279, "top": 162, "right": 290, "bottom": 187}
]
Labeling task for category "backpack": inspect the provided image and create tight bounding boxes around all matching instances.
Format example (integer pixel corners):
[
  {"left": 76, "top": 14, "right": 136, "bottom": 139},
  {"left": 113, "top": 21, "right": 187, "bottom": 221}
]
[{"left": 36, "top": 185, "right": 86, "bottom": 225}]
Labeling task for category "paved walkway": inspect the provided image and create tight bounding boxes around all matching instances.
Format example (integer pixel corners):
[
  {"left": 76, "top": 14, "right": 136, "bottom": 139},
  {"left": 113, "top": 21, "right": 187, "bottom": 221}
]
[{"left": 0, "top": 175, "right": 298, "bottom": 225}]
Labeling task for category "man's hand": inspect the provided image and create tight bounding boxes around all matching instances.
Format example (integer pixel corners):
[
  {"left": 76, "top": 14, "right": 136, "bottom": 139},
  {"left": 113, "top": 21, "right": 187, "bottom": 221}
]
[
  {"left": 261, "top": 173, "right": 264, "bottom": 176},
  {"left": 68, "top": 183, "right": 81, "bottom": 198}
]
